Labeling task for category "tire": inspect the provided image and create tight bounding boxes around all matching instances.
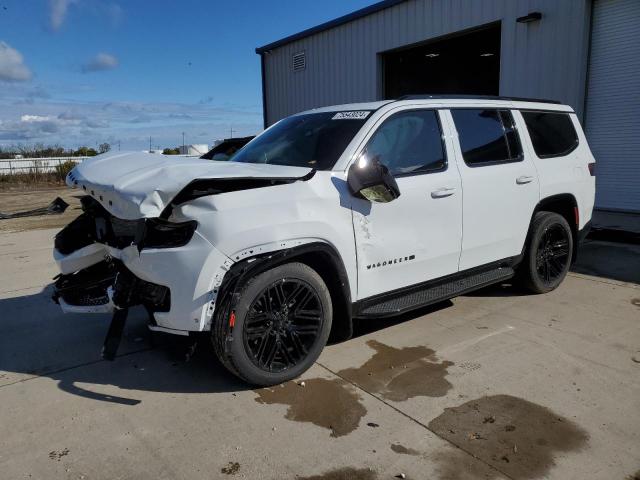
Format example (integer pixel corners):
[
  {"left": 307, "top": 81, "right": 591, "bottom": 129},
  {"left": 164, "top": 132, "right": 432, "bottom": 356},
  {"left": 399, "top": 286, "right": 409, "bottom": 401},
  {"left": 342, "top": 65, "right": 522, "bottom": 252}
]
[
  {"left": 518, "top": 211, "right": 573, "bottom": 294},
  {"left": 212, "top": 262, "right": 332, "bottom": 386}
]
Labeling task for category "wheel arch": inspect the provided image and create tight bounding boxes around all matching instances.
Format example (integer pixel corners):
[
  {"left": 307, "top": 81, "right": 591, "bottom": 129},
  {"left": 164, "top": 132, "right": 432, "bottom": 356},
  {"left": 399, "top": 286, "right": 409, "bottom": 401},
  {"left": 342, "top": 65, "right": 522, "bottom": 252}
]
[
  {"left": 528, "top": 193, "right": 579, "bottom": 263},
  {"left": 214, "top": 242, "right": 353, "bottom": 346}
]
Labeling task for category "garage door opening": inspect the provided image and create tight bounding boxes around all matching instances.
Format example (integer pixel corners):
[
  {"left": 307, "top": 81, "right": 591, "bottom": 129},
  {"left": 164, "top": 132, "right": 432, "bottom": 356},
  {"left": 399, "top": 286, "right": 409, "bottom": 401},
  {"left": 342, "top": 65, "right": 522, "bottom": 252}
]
[{"left": 382, "top": 24, "right": 501, "bottom": 99}]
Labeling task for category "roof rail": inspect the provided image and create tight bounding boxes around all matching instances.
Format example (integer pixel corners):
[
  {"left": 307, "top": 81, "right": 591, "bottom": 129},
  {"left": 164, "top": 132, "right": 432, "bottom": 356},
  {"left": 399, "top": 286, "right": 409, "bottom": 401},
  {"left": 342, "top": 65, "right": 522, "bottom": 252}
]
[{"left": 396, "top": 94, "right": 562, "bottom": 104}]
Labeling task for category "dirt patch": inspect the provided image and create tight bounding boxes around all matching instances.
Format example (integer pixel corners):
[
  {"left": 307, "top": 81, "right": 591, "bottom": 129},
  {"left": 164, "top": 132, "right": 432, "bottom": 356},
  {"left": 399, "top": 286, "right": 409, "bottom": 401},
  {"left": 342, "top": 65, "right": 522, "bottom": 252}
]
[
  {"left": 221, "top": 462, "right": 240, "bottom": 475},
  {"left": 390, "top": 444, "right": 420, "bottom": 456},
  {"left": 338, "top": 340, "right": 454, "bottom": 401},
  {"left": 297, "top": 467, "right": 377, "bottom": 480},
  {"left": 428, "top": 395, "right": 588, "bottom": 479},
  {"left": 48, "top": 448, "right": 70, "bottom": 461},
  {"left": 0, "top": 187, "right": 81, "bottom": 233},
  {"left": 254, "top": 378, "right": 366, "bottom": 437}
]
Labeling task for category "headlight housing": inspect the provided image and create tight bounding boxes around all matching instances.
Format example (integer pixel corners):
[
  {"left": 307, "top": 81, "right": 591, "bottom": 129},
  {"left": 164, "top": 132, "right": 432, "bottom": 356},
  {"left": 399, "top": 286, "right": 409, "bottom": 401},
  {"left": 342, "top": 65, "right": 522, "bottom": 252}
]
[{"left": 142, "top": 218, "right": 197, "bottom": 249}]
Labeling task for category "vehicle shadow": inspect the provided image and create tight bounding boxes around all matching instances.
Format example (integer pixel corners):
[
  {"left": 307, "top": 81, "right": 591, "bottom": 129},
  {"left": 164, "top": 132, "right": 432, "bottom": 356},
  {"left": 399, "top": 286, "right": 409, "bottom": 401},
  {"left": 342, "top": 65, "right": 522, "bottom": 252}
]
[
  {"left": 571, "top": 239, "right": 640, "bottom": 284},
  {"left": 0, "top": 285, "right": 249, "bottom": 406}
]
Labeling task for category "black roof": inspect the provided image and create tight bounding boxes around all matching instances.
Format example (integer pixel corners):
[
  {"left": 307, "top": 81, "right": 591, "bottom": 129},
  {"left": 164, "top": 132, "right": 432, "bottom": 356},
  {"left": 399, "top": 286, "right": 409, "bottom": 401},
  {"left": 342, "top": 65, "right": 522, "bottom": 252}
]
[
  {"left": 256, "top": 0, "right": 407, "bottom": 54},
  {"left": 397, "top": 94, "right": 562, "bottom": 104}
]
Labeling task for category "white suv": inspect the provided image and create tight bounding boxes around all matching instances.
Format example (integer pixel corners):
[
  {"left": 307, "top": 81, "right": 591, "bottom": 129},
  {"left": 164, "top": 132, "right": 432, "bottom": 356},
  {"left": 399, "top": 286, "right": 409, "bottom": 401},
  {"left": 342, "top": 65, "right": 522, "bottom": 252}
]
[{"left": 53, "top": 96, "right": 596, "bottom": 385}]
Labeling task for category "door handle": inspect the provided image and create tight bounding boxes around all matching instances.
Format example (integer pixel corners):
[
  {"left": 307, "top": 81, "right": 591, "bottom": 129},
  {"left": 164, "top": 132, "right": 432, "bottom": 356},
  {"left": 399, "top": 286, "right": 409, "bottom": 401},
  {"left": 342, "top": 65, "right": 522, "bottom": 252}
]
[
  {"left": 431, "top": 187, "right": 456, "bottom": 198},
  {"left": 516, "top": 175, "right": 534, "bottom": 185}
]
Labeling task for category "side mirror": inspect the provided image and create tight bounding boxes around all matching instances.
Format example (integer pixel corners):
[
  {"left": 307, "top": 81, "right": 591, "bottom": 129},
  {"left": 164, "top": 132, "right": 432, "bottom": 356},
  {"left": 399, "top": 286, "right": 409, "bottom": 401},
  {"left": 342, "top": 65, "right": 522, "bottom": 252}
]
[{"left": 347, "top": 157, "right": 401, "bottom": 203}]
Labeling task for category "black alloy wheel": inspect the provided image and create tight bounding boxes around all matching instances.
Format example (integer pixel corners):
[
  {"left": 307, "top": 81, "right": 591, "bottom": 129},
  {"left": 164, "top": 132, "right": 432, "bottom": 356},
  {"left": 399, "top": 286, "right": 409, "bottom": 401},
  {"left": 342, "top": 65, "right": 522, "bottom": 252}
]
[
  {"left": 244, "top": 278, "right": 324, "bottom": 373},
  {"left": 519, "top": 211, "right": 574, "bottom": 294},
  {"left": 535, "top": 223, "right": 571, "bottom": 287},
  {"left": 212, "top": 262, "right": 332, "bottom": 386}
]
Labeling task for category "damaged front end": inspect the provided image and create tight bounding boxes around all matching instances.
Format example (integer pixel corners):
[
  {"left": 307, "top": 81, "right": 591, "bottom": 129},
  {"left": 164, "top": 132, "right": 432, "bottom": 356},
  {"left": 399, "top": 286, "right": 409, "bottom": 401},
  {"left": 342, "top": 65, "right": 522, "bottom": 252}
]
[{"left": 52, "top": 196, "right": 187, "bottom": 359}]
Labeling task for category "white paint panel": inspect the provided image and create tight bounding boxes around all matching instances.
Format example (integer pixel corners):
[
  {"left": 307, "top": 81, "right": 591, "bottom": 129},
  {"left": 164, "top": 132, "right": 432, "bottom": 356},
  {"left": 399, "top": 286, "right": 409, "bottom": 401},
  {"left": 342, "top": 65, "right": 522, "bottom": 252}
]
[{"left": 585, "top": 0, "right": 640, "bottom": 212}]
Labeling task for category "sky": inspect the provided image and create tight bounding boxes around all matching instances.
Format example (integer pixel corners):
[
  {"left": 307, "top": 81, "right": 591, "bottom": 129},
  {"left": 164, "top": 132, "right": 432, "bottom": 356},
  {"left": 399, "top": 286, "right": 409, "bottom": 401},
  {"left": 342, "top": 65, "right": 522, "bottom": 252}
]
[{"left": 0, "top": 0, "right": 375, "bottom": 150}]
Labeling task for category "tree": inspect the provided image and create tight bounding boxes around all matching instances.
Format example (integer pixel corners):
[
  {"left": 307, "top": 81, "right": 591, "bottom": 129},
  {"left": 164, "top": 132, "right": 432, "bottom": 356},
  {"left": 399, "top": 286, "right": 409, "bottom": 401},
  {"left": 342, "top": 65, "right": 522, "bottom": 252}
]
[
  {"left": 98, "top": 143, "right": 111, "bottom": 154},
  {"left": 74, "top": 146, "right": 98, "bottom": 157},
  {"left": 162, "top": 147, "right": 181, "bottom": 155}
]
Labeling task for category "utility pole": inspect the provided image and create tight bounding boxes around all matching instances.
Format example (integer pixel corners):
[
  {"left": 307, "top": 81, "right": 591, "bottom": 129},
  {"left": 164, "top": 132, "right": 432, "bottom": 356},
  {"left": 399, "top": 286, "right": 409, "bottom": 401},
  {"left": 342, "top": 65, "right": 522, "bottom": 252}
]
[
  {"left": 117, "top": 140, "right": 121, "bottom": 151},
  {"left": 149, "top": 136, "right": 152, "bottom": 152},
  {"left": 182, "top": 132, "right": 185, "bottom": 154},
  {"left": 230, "top": 127, "right": 235, "bottom": 138}
]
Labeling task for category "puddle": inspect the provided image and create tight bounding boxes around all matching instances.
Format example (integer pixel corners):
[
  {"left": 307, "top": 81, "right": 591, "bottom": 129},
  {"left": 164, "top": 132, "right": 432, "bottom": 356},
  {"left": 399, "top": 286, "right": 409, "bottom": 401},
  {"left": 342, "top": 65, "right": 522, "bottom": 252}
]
[
  {"left": 338, "top": 340, "right": 454, "bottom": 401},
  {"left": 428, "top": 395, "right": 588, "bottom": 479},
  {"left": 254, "top": 378, "right": 366, "bottom": 437},
  {"left": 390, "top": 443, "right": 420, "bottom": 456},
  {"left": 297, "top": 467, "right": 377, "bottom": 480}
]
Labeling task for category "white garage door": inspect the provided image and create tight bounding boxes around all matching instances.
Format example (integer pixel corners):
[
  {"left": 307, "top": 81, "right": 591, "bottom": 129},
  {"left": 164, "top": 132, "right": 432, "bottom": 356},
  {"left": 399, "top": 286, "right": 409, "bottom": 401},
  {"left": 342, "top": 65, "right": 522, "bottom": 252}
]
[{"left": 585, "top": 0, "right": 640, "bottom": 212}]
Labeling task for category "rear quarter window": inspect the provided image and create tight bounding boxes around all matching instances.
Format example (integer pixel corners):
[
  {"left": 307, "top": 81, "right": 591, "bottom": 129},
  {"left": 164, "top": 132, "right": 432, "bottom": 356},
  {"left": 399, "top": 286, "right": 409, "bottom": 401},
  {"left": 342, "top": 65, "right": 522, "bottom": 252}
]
[{"left": 521, "top": 111, "right": 579, "bottom": 158}]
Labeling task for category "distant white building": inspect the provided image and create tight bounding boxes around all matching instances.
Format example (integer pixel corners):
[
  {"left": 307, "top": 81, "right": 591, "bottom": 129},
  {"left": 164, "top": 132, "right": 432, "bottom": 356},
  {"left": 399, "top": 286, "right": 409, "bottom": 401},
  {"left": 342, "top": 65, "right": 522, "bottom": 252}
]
[{"left": 179, "top": 144, "right": 209, "bottom": 156}]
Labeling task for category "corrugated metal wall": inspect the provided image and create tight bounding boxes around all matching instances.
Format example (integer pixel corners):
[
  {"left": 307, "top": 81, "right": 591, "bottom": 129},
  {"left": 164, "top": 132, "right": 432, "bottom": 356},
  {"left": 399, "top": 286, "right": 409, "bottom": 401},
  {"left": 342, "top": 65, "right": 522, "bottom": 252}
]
[
  {"left": 262, "top": 0, "right": 592, "bottom": 126},
  {"left": 585, "top": 0, "right": 640, "bottom": 212}
]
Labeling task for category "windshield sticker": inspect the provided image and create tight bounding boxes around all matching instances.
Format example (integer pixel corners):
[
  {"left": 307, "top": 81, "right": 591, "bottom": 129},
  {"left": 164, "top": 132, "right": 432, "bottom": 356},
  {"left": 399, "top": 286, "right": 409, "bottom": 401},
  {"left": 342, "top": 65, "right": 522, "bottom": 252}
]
[{"left": 332, "top": 111, "right": 371, "bottom": 120}]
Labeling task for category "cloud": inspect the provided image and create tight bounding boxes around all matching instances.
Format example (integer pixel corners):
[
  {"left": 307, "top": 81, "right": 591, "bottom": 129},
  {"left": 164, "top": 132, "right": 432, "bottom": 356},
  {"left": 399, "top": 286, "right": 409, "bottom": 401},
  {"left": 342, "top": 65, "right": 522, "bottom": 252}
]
[
  {"left": 0, "top": 42, "right": 32, "bottom": 82},
  {"left": 198, "top": 96, "right": 215, "bottom": 105},
  {"left": 81, "top": 53, "right": 118, "bottom": 73},
  {"left": 128, "top": 115, "right": 151, "bottom": 124},
  {"left": 168, "top": 113, "right": 193, "bottom": 120},
  {"left": 0, "top": 111, "right": 108, "bottom": 141},
  {"left": 49, "top": 0, "right": 78, "bottom": 31},
  {"left": 0, "top": 97, "right": 262, "bottom": 148}
]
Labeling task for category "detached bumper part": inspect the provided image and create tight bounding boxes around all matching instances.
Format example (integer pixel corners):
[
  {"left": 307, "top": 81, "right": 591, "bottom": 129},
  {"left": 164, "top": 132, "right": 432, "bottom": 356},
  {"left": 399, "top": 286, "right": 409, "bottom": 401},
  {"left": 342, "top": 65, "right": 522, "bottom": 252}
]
[
  {"left": 52, "top": 261, "right": 117, "bottom": 310},
  {"left": 53, "top": 260, "right": 171, "bottom": 360},
  {"left": 53, "top": 262, "right": 171, "bottom": 314},
  {"left": 102, "top": 307, "right": 129, "bottom": 361}
]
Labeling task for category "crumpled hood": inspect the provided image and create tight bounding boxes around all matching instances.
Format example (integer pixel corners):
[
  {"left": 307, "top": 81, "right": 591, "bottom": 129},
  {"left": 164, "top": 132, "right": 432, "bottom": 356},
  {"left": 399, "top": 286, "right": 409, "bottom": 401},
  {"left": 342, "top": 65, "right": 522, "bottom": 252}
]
[{"left": 67, "top": 151, "right": 312, "bottom": 219}]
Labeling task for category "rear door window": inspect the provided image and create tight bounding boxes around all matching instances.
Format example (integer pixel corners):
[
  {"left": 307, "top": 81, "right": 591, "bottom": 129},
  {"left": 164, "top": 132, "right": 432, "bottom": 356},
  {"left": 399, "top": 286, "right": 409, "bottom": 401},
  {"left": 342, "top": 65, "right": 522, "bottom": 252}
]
[
  {"left": 521, "top": 111, "right": 579, "bottom": 158},
  {"left": 361, "top": 109, "right": 446, "bottom": 176},
  {"left": 451, "top": 109, "right": 523, "bottom": 166}
]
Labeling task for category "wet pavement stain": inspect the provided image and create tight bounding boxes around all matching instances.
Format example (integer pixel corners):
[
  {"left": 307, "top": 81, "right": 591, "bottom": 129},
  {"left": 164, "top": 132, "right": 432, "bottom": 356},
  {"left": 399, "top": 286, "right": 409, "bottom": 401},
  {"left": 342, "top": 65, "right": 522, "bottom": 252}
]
[
  {"left": 429, "top": 449, "right": 499, "bottom": 480},
  {"left": 297, "top": 467, "right": 377, "bottom": 480},
  {"left": 428, "top": 395, "right": 589, "bottom": 479},
  {"left": 338, "top": 340, "right": 454, "bottom": 401},
  {"left": 626, "top": 469, "right": 640, "bottom": 480},
  {"left": 221, "top": 462, "right": 240, "bottom": 475},
  {"left": 254, "top": 378, "right": 366, "bottom": 437},
  {"left": 390, "top": 443, "right": 420, "bottom": 456}
]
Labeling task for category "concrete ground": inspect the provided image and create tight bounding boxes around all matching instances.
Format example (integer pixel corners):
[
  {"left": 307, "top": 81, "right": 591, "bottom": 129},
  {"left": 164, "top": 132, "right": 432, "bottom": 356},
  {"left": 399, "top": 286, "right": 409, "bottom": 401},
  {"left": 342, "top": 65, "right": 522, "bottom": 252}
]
[{"left": 0, "top": 228, "right": 639, "bottom": 480}]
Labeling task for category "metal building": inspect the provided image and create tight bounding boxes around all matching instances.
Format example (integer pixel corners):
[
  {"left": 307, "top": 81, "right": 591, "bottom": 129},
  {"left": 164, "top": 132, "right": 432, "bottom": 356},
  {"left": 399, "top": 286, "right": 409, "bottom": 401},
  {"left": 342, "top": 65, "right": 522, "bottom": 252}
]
[{"left": 256, "top": 0, "right": 640, "bottom": 213}]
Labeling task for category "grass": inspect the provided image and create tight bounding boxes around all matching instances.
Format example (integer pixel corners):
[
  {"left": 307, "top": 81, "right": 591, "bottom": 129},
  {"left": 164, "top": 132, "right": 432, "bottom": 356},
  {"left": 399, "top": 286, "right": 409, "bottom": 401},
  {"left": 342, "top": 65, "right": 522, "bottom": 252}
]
[{"left": 0, "top": 160, "right": 76, "bottom": 190}]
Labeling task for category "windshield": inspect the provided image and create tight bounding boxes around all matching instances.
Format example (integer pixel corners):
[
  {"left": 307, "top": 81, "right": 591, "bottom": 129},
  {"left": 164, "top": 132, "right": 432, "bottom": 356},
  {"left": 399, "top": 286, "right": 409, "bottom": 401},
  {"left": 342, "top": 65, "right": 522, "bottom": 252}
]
[{"left": 231, "top": 111, "right": 370, "bottom": 170}]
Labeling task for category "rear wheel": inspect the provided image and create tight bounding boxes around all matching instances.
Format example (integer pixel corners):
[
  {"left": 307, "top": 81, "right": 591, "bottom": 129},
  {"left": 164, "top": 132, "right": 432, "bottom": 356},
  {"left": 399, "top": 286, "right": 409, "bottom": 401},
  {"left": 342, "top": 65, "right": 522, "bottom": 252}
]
[
  {"left": 213, "top": 262, "right": 332, "bottom": 386},
  {"left": 519, "top": 212, "right": 573, "bottom": 294}
]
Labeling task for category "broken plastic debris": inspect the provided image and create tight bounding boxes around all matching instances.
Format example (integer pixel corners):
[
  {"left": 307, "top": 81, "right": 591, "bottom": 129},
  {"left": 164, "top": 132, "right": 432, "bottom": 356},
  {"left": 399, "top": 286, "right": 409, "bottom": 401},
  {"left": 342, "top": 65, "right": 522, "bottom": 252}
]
[{"left": 0, "top": 197, "right": 69, "bottom": 220}]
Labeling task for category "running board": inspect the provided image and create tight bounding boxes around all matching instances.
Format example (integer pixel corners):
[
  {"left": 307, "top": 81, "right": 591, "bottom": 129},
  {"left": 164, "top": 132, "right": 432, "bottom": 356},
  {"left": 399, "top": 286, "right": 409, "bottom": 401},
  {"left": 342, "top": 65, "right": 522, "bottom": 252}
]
[{"left": 355, "top": 266, "right": 515, "bottom": 318}]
